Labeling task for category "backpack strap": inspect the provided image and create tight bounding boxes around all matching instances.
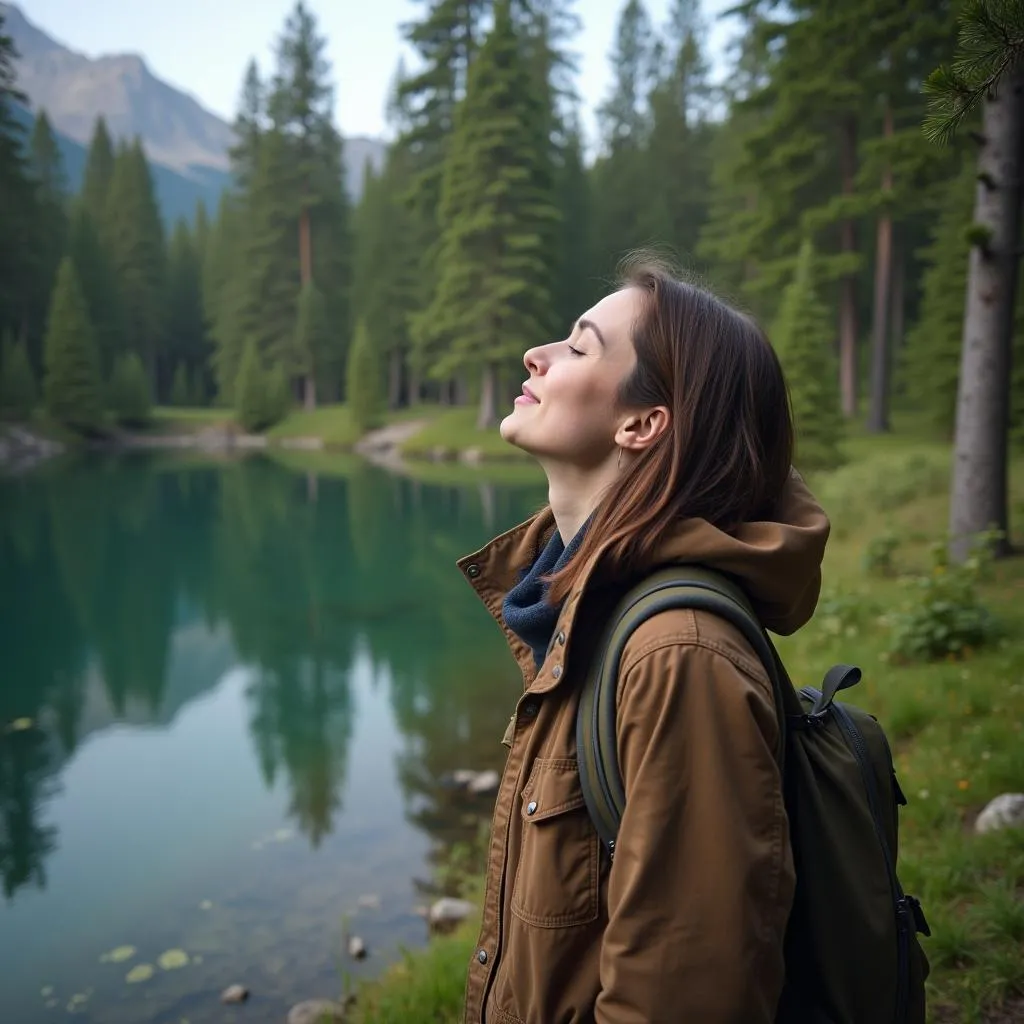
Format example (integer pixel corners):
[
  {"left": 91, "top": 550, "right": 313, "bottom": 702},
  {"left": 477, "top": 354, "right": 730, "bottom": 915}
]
[{"left": 576, "top": 565, "right": 788, "bottom": 861}]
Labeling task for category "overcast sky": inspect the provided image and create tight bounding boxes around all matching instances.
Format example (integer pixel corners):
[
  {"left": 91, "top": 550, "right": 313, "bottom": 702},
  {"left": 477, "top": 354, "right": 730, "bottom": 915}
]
[{"left": 19, "top": 0, "right": 739, "bottom": 146}]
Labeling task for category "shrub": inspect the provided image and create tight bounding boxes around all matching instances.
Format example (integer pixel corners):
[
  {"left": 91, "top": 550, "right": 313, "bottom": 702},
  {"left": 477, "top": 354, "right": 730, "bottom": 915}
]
[
  {"left": 108, "top": 352, "right": 152, "bottom": 427},
  {"left": 0, "top": 334, "right": 36, "bottom": 420},
  {"left": 888, "top": 532, "right": 1002, "bottom": 663},
  {"left": 863, "top": 531, "right": 901, "bottom": 576}
]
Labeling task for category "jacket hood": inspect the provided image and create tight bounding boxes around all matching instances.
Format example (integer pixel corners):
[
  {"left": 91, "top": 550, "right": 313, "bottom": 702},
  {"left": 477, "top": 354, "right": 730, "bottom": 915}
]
[{"left": 637, "top": 469, "right": 830, "bottom": 635}]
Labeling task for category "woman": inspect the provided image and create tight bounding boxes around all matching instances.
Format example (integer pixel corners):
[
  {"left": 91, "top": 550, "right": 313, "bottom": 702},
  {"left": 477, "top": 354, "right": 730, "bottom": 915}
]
[{"left": 456, "top": 259, "right": 830, "bottom": 1024}]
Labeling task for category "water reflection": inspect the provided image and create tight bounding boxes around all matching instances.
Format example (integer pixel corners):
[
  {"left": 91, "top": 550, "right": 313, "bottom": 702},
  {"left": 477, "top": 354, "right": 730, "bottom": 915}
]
[{"left": 0, "top": 453, "right": 542, "bottom": 907}]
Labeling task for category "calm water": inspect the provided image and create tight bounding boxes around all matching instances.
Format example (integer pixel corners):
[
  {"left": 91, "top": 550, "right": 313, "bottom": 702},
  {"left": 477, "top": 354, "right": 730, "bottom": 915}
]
[{"left": 0, "top": 452, "right": 545, "bottom": 1024}]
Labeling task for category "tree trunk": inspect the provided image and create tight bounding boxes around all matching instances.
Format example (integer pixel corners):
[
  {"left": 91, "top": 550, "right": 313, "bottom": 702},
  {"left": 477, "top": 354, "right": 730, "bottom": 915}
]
[
  {"left": 299, "top": 208, "right": 315, "bottom": 411},
  {"left": 949, "top": 61, "right": 1024, "bottom": 562},
  {"left": 408, "top": 368, "right": 421, "bottom": 406},
  {"left": 455, "top": 373, "right": 469, "bottom": 406},
  {"left": 839, "top": 116, "right": 860, "bottom": 418},
  {"left": 867, "top": 103, "right": 894, "bottom": 434},
  {"left": 890, "top": 237, "right": 905, "bottom": 361},
  {"left": 477, "top": 363, "right": 497, "bottom": 430},
  {"left": 388, "top": 349, "right": 402, "bottom": 409}
]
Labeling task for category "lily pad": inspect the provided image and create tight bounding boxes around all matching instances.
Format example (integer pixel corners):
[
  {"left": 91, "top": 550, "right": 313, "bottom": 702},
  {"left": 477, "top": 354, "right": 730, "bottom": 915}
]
[
  {"left": 199, "top": 900, "right": 213, "bottom": 911},
  {"left": 10, "top": 717, "right": 33, "bottom": 731},
  {"left": 158, "top": 949, "right": 189, "bottom": 970},
  {"left": 125, "top": 964, "right": 154, "bottom": 984},
  {"left": 41, "top": 986, "right": 54, "bottom": 997},
  {"left": 100, "top": 945, "right": 136, "bottom": 964}
]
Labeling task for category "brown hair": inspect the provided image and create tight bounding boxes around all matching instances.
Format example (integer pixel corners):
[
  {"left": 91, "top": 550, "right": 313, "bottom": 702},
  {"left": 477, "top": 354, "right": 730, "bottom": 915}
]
[{"left": 545, "top": 257, "right": 794, "bottom": 604}]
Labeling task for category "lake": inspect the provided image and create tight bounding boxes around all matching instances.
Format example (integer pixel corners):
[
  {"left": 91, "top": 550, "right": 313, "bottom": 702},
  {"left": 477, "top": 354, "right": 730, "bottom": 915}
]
[{"left": 0, "top": 451, "right": 545, "bottom": 1023}]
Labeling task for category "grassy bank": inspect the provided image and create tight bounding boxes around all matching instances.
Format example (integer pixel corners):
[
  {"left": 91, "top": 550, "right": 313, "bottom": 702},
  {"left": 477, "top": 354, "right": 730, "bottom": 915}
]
[{"left": 345, "top": 434, "right": 1024, "bottom": 1024}]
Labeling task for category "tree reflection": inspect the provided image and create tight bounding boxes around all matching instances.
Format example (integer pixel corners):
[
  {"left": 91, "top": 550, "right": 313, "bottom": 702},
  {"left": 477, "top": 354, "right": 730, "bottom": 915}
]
[{"left": 0, "top": 449, "right": 543, "bottom": 898}]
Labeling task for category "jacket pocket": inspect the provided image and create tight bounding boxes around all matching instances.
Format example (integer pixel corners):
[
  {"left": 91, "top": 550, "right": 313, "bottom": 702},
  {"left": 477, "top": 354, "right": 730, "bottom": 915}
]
[{"left": 510, "top": 757, "right": 599, "bottom": 928}]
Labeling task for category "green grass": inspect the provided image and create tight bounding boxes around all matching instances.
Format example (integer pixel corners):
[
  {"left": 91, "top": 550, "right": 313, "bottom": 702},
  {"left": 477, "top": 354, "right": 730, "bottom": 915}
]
[
  {"left": 398, "top": 406, "right": 532, "bottom": 461},
  {"left": 142, "top": 406, "right": 235, "bottom": 433},
  {"left": 265, "top": 403, "right": 363, "bottom": 447},
  {"left": 339, "top": 438, "right": 1024, "bottom": 1024}
]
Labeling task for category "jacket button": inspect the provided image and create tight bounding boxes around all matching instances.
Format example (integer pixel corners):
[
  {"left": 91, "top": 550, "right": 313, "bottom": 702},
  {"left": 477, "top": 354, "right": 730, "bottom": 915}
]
[
  {"left": 477, "top": 949, "right": 488, "bottom": 964},
  {"left": 526, "top": 801, "right": 538, "bottom": 815},
  {"left": 466, "top": 563, "right": 481, "bottom": 579},
  {"left": 551, "top": 665, "right": 562, "bottom": 679},
  {"left": 556, "top": 630, "right": 566, "bottom": 645}
]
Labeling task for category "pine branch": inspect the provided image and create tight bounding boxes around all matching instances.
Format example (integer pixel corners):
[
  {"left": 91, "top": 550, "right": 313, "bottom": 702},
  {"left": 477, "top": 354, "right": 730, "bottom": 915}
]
[{"left": 922, "top": 0, "right": 1024, "bottom": 145}]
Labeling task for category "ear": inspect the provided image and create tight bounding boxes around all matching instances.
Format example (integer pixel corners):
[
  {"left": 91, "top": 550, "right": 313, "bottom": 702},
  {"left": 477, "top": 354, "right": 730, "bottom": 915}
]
[{"left": 615, "top": 405, "right": 670, "bottom": 453}]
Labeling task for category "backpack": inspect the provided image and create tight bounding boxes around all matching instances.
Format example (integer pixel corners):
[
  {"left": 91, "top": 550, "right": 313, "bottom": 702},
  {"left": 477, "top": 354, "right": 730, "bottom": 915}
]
[{"left": 576, "top": 565, "right": 931, "bottom": 1024}]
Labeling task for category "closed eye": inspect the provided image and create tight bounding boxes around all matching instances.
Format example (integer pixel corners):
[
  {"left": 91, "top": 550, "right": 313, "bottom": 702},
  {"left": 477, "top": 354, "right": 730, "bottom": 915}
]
[{"left": 568, "top": 345, "right": 584, "bottom": 356}]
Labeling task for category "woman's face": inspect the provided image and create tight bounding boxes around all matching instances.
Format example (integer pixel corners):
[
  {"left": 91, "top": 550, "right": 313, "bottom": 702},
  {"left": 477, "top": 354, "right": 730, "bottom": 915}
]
[{"left": 500, "top": 287, "right": 643, "bottom": 467}]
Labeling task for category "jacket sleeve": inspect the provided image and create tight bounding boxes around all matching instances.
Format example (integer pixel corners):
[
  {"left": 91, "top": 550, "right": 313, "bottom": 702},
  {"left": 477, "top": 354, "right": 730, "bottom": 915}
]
[{"left": 594, "top": 639, "right": 793, "bottom": 1024}]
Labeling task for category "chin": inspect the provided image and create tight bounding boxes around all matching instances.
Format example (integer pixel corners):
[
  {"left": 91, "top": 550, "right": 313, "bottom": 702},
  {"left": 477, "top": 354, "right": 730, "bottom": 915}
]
[{"left": 499, "top": 410, "right": 532, "bottom": 453}]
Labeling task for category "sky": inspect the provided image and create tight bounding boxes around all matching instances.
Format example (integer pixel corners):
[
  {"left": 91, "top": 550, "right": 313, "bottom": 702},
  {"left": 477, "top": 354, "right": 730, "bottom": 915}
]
[{"left": 19, "top": 0, "right": 740, "bottom": 147}]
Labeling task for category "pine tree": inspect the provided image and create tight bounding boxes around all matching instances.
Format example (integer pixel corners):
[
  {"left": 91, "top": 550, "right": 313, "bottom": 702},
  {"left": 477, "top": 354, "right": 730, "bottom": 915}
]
[
  {"left": 267, "top": 1, "right": 350, "bottom": 409},
  {"left": 353, "top": 150, "right": 418, "bottom": 408},
  {"left": 773, "top": 240, "right": 845, "bottom": 471},
  {"left": 347, "top": 319, "right": 383, "bottom": 432},
  {"left": 230, "top": 60, "right": 264, "bottom": 191},
  {"left": 553, "top": 125, "right": 594, "bottom": 327},
  {"left": 266, "top": 361, "right": 293, "bottom": 425},
  {"left": 170, "top": 362, "right": 189, "bottom": 406},
  {"left": 108, "top": 351, "right": 152, "bottom": 426},
  {"left": 235, "top": 337, "right": 271, "bottom": 432},
  {"left": 27, "top": 111, "right": 69, "bottom": 372},
  {"left": 412, "top": 0, "right": 559, "bottom": 428},
  {"left": 104, "top": 140, "right": 166, "bottom": 386},
  {"left": 165, "top": 218, "right": 209, "bottom": 403},
  {"left": 0, "top": 13, "right": 39, "bottom": 352},
  {"left": 81, "top": 116, "right": 115, "bottom": 215},
  {"left": 644, "top": 0, "right": 712, "bottom": 262},
  {"left": 901, "top": 158, "right": 975, "bottom": 438},
  {"left": 0, "top": 332, "right": 36, "bottom": 420},
  {"left": 294, "top": 280, "right": 328, "bottom": 402},
  {"left": 590, "top": 0, "right": 659, "bottom": 278},
  {"left": 67, "top": 202, "right": 123, "bottom": 374},
  {"left": 43, "top": 257, "right": 104, "bottom": 434}
]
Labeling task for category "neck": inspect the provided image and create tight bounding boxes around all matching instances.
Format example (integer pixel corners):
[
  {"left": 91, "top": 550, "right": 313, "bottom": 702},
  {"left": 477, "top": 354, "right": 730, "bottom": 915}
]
[{"left": 542, "top": 455, "right": 620, "bottom": 543}]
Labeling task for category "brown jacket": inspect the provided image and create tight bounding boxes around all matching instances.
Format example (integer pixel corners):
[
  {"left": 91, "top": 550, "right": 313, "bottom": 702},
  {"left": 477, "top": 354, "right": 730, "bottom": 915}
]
[{"left": 456, "top": 470, "right": 830, "bottom": 1024}]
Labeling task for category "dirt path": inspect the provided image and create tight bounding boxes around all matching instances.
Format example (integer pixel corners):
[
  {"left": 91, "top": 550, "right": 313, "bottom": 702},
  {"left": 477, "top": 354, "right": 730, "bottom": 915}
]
[{"left": 353, "top": 418, "right": 431, "bottom": 466}]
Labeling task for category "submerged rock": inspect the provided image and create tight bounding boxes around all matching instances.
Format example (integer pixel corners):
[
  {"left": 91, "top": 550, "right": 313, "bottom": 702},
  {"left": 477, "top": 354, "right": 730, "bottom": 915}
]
[
  {"left": 221, "top": 984, "right": 249, "bottom": 1004},
  {"left": 975, "top": 793, "right": 1024, "bottom": 834},
  {"left": 125, "top": 964, "right": 154, "bottom": 984},
  {"left": 467, "top": 770, "right": 500, "bottom": 795},
  {"left": 347, "top": 935, "right": 367, "bottom": 960},
  {"left": 158, "top": 948, "right": 190, "bottom": 970},
  {"left": 100, "top": 946, "right": 136, "bottom": 964},
  {"left": 287, "top": 999, "right": 346, "bottom": 1024},
  {"left": 429, "top": 897, "right": 476, "bottom": 928}
]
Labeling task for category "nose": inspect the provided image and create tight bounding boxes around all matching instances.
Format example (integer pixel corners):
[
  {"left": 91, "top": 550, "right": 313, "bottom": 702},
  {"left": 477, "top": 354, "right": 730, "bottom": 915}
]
[{"left": 523, "top": 342, "right": 553, "bottom": 374}]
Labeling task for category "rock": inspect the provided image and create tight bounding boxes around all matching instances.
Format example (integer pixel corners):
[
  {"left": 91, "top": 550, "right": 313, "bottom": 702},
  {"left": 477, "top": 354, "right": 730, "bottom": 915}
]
[
  {"left": 429, "top": 897, "right": 476, "bottom": 928},
  {"left": 460, "top": 446, "right": 483, "bottom": 465},
  {"left": 287, "top": 999, "right": 346, "bottom": 1024},
  {"left": 125, "top": 964, "right": 154, "bottom": 984},
  {"left": 347, "top": 935, "right": 367, "bottom": 960},
  {"left": 975, "top": 793, "right": 1024, "bottom": 834},
  {"left": 221, "top": 984, "right": 249, "bottom": 1004},
  {"left": 449, "top": 769, "right": 477, "bottom": 788},
  {"left": 467, "top": 769, "right": 500, "bottom": 795},
  {"left": 157, "top": 949, "right": 189, "bottom": 970}
]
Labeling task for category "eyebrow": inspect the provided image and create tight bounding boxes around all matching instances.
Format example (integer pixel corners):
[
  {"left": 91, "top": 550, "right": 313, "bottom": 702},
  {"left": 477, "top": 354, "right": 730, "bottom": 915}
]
[{"left": 575, "top": 318, "right": 607, "bottom": 348}]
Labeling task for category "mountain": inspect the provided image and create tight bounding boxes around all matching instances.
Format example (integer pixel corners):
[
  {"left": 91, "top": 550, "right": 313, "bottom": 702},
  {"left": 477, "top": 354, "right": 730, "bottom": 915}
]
[
  {"left": 12, "top": 101, "right": 228, "bottom": 226},
  {"left": 2, "top": 2, "right": 386, "bottom": 206}
]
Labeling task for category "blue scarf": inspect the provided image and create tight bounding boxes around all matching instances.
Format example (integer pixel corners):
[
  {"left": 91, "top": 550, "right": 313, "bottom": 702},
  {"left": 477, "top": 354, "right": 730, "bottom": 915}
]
[{"left": 502, "top": 520, "right": 588, "bottom": 669}]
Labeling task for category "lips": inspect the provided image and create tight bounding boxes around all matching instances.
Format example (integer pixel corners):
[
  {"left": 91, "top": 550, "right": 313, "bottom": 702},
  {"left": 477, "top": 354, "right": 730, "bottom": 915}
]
[{"left": 521, "top": 384, "right": 539, "bottom": 403}]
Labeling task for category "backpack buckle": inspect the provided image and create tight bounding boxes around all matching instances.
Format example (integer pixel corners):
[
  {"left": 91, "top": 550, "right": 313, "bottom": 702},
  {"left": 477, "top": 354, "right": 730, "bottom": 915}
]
[{"left": 904, "top": 894, "right": 931, "bottom": 937}]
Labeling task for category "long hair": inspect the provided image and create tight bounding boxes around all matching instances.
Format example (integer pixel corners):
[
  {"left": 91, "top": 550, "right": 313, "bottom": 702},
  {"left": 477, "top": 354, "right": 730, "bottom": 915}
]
[{"left": 545, "top": 258, "right": 794, "bottom": 604}]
